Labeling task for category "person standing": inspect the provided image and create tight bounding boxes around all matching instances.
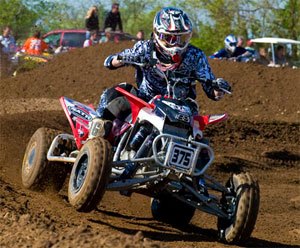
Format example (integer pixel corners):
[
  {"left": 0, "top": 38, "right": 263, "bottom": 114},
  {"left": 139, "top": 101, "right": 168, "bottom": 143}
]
[
  {"left": 85, "top": 6, "right": 99, "bottom": 39},
  {"left": 103, "top": 3, "right": 123, "bottom": 32},
  {"left": 22, "top": 30, "right": 48, "bottom": 55},
  {"left": 0, "top": 26, "right": 17, "bottom": 54}
]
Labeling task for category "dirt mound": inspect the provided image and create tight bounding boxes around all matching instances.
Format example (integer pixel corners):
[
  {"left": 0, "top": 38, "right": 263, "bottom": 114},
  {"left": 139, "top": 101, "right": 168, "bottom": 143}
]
[
  {"left": 1, "top": 42, "right": 300, "bottom": 122},
  {"left": 0, "top": 42, "right": 300, "bottom": 248}
]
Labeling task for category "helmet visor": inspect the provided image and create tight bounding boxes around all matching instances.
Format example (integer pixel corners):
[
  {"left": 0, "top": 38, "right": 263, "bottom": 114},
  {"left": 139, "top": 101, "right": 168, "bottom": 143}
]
[{"left": 158, "top": 33, "right": 191, "bottom": 48}]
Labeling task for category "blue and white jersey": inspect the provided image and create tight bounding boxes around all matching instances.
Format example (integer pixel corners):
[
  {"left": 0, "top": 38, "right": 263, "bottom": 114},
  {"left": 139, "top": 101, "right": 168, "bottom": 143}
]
[
  {"left": 210, "top": 47, "right": 247, "bottom": 59},
  {"left": 104, "top": 40, "right": 217, "bottom": 101}
]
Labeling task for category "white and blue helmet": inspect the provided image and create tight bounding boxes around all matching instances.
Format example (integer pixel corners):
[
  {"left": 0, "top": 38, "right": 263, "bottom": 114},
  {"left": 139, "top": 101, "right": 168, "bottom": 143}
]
[
  {"left": 224, "top": 34, "right": 238, "bottom": 54},
  {"left": 153, "top": 7, "right": 193, "bottom": 62}
]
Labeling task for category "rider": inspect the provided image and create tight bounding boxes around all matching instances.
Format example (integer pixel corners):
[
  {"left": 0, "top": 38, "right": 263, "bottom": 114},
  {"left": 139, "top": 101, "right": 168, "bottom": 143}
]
[
  {"left": 95, "top": 7, "right": 231, "bottom": 138},
  {"left": 210, "top": 34, "right": 250, "bottom": 61}
]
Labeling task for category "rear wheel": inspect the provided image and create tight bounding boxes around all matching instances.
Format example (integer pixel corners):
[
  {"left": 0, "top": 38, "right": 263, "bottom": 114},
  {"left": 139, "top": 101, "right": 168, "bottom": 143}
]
[
  {"left": 218, "top": 172, "right": 260, "bottom": 244},
  {"left": 68, "top": 137, "right": 112, "bottom": 212},
  {"left": 22, "top": 127, "right": 68, "bottom": 191},
  {"left": 151, "top": 193, "right": 196, "bottom": 227}
]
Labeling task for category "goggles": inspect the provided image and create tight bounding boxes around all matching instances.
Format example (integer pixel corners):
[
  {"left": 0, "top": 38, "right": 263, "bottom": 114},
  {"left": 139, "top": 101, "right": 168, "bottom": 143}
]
[
  {"left": 158, "top": 33, "right": 191, "bottom": 47},
  {"left": 229, "top": 42, "right": 237, "bottom": 47}
]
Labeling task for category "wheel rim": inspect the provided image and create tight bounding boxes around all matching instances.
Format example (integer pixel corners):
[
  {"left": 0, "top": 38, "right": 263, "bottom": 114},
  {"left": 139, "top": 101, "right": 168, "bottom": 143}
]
[
  {"left": 23, "top": 141, "right": 37, "bottom": 176},
  {"left": 72, "top": 153, "right": 88, "bottom": 193},
  {"left": 219, "top": 180, "right": 238, "bottom": 234}
]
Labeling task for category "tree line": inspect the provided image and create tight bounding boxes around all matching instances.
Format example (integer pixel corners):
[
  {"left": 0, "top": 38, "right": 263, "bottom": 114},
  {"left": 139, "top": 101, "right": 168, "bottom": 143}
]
[{"left": 0, "top": 0, "right": 299, "bottom": 57}]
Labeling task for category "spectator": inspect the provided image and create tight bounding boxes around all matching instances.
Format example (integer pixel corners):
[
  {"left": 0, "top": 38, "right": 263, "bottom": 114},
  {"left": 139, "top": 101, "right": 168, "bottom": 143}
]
[
  {"left": 83, "top": 30, "right": 98, "bottom": 47},
  {"left": 22, "top": 30, "right": 48, "bottom": 55},
  {"left": 0, "top": 26, "right": 17, "bottom": 54},
  {"left": 274, "top": 45, "right": 289, "bottom": 66},
  {"left": 237, "top": 36, "right": 244, "bottom": 47},
  {"left": 85, "top": 6, "right": 99, "bottom": 39},
  {"left": 256, "top": 47, "right": 270, "bottom": 66},
  {"left": 244, "top": 40, "right": 259, "bottom": 61},
  {"left": 103, "top": 3, "right": 123, "bottom": 32},
  {"left": 210, "top": 34, "right": 249, "bottom": 61},
  {"left": 99, "top": 28, "right": 112, "bottom": 43},
  {"left": 136, "top": 30, "right": 144, "bottom": 41}
]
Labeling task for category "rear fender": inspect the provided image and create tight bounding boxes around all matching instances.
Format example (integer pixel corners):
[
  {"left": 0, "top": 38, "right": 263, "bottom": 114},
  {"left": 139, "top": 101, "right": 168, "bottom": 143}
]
[{"left": 60, "top": 96, "right": 98, "bottom": 149}]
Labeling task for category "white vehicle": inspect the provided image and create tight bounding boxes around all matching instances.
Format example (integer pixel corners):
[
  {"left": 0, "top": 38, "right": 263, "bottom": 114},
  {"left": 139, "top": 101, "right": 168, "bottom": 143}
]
[{"left": 250, "top": 37, "right": 300, "bottom": 67}]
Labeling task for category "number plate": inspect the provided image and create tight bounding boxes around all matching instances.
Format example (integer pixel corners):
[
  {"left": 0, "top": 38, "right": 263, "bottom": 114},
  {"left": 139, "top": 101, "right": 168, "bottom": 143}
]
[{"left": 167, "top": 143, "right": 195, "bottom": 169}]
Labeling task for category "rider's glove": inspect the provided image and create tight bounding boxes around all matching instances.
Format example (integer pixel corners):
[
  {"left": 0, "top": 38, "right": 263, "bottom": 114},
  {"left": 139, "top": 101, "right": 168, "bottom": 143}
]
[
  {"left": 213, "top": 78, "right": 231, "bottom": 92},
  {"left": 212, "top": 78, "right": 231, "bottom": 101},
  {"left": 117, "top": 54, "right": 145, "bottom": 65}
]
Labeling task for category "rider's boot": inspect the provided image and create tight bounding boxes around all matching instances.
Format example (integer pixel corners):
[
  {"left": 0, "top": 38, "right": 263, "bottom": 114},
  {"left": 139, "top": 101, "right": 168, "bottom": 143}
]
[{"left": 89, "top": 118, "right": 113, "bottom": 139}]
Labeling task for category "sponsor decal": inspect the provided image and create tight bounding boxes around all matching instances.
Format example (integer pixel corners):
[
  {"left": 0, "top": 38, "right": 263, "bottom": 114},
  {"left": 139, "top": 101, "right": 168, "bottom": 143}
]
[
  {"left": 162, "top": 100, "right": 190, "bottom": 113},
  {"left": 68, "top": 105, "right": 92, "bottom": 121}
]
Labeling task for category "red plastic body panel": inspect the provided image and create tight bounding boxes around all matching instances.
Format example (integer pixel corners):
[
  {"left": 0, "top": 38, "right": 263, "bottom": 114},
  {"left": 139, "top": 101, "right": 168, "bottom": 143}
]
[
  {"left": 193, "top": 113, "right": 228, "bottom": 130},
  {"left": 115, "top": 86, "right": 154, "bottom": 123}
]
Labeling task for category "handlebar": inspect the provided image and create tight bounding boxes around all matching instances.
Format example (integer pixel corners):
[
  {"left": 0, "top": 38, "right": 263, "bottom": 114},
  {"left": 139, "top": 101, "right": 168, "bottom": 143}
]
[
  {"left": 219, "top": 87, "right": 231, "bottom": 95},
  {"left": 117, "top": 55, "right": 232, "bottom": 95}
]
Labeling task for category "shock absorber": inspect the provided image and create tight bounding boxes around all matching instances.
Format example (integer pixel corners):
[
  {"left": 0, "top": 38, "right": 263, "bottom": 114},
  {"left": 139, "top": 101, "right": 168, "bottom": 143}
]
[
  {"left": 135, "top": 132, "right": 157, "bottom": 158},
  {"left": 129, "top": 124, "right": 152, "bottom": 151}
]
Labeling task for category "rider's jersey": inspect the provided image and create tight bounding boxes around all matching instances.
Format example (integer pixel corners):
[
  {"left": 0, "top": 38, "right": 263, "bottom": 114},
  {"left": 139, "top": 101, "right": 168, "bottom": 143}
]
[
  {"left": 104, "top": 40, "right": 216, "bottom": 102},
  {"left": 210, "top": 47, "right": 247, "bottom": 59}
]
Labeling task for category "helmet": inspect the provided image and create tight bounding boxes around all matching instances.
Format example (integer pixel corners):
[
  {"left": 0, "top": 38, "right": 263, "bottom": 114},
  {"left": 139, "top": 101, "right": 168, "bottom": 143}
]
[
  {"left": 153, "top": 7, "right": 193, "bottom": 63},
  {"left": 224, "top": 34, "right": 238, "bottom": 54}
]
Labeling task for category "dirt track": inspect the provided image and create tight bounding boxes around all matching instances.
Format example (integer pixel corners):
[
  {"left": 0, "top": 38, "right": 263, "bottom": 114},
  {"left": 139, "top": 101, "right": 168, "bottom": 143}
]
[{"left": 0, "top": 42, "right": 299, "bottom": 248}]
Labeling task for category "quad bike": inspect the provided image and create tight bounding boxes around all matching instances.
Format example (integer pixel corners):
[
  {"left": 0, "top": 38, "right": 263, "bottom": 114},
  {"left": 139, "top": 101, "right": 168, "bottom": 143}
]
[{"left": 21, "top": 57, "right": 260, "bottom": 245}]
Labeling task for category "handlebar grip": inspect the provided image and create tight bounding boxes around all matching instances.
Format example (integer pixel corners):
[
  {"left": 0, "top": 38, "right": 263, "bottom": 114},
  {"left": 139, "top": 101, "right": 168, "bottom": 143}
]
[
  {"left": 211, "top": 78, "right": 232, "bottom": 94},
  {"left": 116, "top": 54, "right": 149, "bottom": 67}
]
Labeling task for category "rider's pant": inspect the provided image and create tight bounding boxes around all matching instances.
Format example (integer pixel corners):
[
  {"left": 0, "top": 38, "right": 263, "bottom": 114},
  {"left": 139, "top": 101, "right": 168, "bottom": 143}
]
[{"left": 97, "top": 83, "right": 138, "bottom": 121}]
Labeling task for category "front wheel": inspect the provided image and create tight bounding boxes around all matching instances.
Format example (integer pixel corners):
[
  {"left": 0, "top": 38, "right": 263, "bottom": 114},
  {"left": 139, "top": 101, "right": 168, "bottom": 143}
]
[
  {"left": 218, "top": 172, "right": 260, "bottom": 244},
  {"left": 22, "top": 127, "right": 67, "bottom": 191},
  {"left": 68, "top": 137, "right": 112, "bottom": 212},
  {"left": 151, "top": 193, "right": 196, "bottom": 227}
]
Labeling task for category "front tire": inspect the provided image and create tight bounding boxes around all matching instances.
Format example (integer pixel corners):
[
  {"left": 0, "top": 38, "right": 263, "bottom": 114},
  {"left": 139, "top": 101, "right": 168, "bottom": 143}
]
[
  {"left": 218, "top": 172, "right": 260, "bottom": 244},
  {"left": 68, "top": 137, "right": 112, "bottom": 212},
  {"left": 151, "top": 193, "right": 196, "bottom": 227},
  {"left": 22, "top": 127, "right": 67, "bottom": 191}
]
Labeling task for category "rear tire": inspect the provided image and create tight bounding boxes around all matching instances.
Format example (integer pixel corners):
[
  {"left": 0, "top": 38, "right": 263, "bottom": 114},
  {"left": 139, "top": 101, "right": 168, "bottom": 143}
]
[
  {"left": 22, "top": 127, "right": 68, "bottom": 191},
  {"left": 68, "top": 137, "right": 112, "bottom": 212},
  {"left": 218, "top": 172, "right": 260, "bottom": 244},
  {"left": 151, "top": 193, "right": 195, "bottom": 227}
]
